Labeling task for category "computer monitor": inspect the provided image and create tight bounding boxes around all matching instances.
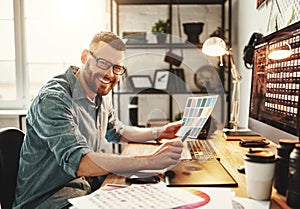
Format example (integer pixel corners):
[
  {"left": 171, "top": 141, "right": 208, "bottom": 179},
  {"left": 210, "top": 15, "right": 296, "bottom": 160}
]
[{"left": 249, "top": 21, "right": 300, "bottom": 143}]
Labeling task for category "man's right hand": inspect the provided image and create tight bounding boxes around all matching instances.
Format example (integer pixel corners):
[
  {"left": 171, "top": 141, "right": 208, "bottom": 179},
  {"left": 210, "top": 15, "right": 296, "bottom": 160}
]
[
  {"left": 149, "top": 141, "right": 183, "bottom": 170},
  {"left": 77, "top": 141, "right": 183, "bottom": 177}
]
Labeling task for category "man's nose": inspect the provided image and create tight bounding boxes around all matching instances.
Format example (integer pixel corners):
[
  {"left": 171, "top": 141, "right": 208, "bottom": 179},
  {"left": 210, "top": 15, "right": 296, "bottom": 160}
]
[{"left": 105, "top": 66, "right": 115, "bottom": 77}]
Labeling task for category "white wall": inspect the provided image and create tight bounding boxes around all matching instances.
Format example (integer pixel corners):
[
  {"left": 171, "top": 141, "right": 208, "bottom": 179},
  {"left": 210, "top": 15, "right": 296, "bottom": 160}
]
[
  {"left": 232, "top": 0, "right": 270, "bottom": 128},
  {"left": 232, "top": 0, "right": 299, "bottom": 128}
]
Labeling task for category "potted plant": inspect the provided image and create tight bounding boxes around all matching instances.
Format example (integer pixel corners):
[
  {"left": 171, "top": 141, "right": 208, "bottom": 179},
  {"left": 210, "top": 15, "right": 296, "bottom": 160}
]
[{"left": 151, "top": 19, "right": 170, "bottom": 44}]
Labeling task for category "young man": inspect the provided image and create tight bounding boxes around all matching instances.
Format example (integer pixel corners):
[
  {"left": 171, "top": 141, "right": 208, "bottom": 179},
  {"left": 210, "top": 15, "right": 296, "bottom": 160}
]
[{"left": 13, "top": 32, "right": 183, "bottom": 209}]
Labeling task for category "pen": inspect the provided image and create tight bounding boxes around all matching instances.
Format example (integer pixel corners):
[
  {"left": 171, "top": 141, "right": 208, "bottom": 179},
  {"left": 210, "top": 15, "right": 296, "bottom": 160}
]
[
  {"left": 151, "top": 130, "right": 190, "bottom": 154},
  {"left": 181, "top": 129, "right": 191, "bottom": 142},
  {"left": 104, "top": 184, "right": 129, "bottom": 188},
  {"left": 151, "top": 129, "right": 191, "bottom": 155},
  {"left": 181, "top": 120, "right": 185, "bottom": 126}
]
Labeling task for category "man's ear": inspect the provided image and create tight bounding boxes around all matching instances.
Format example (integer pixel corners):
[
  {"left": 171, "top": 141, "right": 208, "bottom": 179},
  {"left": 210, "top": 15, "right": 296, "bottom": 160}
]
[{"left": 81, "top": 49, "right": 88, "bottom": 64}]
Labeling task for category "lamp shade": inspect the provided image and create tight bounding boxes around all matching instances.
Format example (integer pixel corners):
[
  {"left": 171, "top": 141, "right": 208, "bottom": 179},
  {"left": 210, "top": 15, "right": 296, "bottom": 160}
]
[
  {"left": 202, "top": 37, "right": 227, "bottom": 57},
  {"left": 268, "top": 45, "right": 292, "bottom": 60}
]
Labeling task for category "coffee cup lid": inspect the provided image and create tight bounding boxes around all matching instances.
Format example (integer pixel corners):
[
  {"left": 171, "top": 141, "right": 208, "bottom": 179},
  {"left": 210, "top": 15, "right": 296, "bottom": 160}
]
[
  {"left": 244, "top": 150, "right": 276, "bottom": 163},
  {"left": 279, "top": 139, "right": 299, "bottom": 145}
]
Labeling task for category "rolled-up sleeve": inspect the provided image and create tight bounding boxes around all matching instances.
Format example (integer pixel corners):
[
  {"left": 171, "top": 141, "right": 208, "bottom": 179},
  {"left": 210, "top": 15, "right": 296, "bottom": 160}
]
[{"left": 30, "top": 92, "right": 90, "bottom": 177}]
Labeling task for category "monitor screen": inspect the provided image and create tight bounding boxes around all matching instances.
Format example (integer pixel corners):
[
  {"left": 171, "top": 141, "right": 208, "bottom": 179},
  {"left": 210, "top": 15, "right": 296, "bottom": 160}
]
[{"left": 249, "top": 22, "right": 300, "bottom": 137}]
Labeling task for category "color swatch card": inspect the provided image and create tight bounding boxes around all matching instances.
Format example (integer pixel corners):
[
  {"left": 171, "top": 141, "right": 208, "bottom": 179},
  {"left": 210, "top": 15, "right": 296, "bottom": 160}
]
[{"left": 178, "top": 95, "right": 218, "bottom": 138}]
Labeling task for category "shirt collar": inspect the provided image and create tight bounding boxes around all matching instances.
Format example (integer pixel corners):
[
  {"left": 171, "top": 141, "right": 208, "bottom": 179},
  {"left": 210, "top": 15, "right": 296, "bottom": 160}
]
[{"left": 66, "top": 66, "right": 88, "bottom": 101}]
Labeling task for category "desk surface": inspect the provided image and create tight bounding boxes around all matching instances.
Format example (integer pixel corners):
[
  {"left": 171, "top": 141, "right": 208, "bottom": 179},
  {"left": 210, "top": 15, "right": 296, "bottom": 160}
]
[{"left": 102, "top": 133, "right": 287, "bottom": 209}]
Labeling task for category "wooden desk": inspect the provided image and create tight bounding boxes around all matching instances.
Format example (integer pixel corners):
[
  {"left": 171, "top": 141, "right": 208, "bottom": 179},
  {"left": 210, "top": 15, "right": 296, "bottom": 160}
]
[{"left": 102, "top": 133, "right": 287, "bottom": 209}]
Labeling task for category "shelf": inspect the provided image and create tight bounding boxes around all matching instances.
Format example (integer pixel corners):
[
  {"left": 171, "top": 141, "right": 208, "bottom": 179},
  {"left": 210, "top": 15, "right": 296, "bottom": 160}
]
[
  {"left": 125, "top": 43, "right": 203, "bottom": 49},
  {"left": 113, "top": 90, "right": 226, "bottom": 94},
  {"left": 115, "top": 0, "right": 226, "bottom": 5}
]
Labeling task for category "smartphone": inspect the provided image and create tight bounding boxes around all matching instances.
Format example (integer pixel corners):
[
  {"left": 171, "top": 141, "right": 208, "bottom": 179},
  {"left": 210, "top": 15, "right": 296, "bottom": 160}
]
[
  {"left": 239, "top": 138, "right": 270, "bottom": 147},
  {"left": 125, "top": 175, "right": 160, "bottom": 184}
]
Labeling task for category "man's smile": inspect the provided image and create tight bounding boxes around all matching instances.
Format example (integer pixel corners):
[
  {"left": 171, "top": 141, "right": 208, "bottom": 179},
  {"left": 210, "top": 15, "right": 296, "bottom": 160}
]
[{"left": 97, "top": 75, "right": 112, "bottom": 84}]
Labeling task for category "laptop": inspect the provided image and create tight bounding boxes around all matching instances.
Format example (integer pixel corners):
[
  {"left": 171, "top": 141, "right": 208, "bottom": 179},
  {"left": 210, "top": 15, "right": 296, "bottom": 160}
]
[
  {"left": 164, "top": 138, "right": 238, "bottom": 187},
  {"left": 163, "top": 95, "right": 237, "bottom": 187}
]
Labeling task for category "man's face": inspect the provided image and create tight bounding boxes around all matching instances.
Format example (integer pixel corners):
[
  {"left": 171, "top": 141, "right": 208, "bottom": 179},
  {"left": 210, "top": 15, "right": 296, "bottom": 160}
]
[{"left": 82, "top": 42, "right": 125, "bottom": 96}]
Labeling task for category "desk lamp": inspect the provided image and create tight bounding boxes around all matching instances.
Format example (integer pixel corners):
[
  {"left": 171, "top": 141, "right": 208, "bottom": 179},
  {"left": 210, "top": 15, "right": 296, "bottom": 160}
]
[
  {"left": 202, "top": 37, "right": 242, "bottom": 131},
  {"left": 268, "top": 40, "right": 292, "bottom": 60}
]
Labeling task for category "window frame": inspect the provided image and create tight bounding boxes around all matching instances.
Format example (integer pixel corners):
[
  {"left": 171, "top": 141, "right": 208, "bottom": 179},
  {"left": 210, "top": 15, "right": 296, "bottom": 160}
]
[{"left": 0, "top": 0, "right": 28, "bottom": 110}]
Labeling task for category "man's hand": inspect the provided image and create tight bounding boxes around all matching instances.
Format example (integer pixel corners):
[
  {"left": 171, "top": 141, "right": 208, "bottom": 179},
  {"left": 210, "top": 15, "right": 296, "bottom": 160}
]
[
  {"left": 148, "top": 140, "right": 183, "bottom": 170},
  {"left": 157, "top": 120, "right": 183, "bottom": 140}
]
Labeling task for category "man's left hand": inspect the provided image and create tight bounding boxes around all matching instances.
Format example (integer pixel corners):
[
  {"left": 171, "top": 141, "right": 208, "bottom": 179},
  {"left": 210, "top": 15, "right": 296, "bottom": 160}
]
[{"left": 157, "top": 120, "right": 183, "bottom": 140}]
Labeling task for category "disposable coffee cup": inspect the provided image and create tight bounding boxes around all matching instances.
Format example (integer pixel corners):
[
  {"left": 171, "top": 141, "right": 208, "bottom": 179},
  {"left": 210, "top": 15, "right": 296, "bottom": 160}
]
[{"left": 244, "top": 150, "right": 276, "bottom": 200}]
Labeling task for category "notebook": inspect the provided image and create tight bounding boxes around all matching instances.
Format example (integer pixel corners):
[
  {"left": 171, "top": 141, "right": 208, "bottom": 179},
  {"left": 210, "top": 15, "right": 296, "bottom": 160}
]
[{"left": 164, "top": 139, "right": 238, "bottom": 187}]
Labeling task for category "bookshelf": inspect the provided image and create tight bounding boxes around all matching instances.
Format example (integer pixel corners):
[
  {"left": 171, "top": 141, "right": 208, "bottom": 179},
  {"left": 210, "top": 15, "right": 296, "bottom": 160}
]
[{"left": 110, "top": 0, "right": 232, "bottom": 127}]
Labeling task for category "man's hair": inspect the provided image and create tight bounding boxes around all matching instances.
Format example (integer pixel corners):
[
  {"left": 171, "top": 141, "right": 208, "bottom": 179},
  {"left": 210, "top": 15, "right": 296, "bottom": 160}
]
[{"left": 89, "top": 31, "right": 126, "bottom": 52}]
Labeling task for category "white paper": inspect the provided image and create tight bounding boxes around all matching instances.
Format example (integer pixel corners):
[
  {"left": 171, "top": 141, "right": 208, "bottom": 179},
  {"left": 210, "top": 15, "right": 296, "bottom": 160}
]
[
  {"left": 233, "top": 197, "right": 270, "bottom": 209},
  {"left": 69, "top": 184, "right": 233, "bottom": 209}
]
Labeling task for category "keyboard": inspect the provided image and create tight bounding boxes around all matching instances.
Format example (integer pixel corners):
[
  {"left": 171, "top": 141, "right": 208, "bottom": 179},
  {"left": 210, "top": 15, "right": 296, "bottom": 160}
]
[{"left": 187, "top": 140, "right": 218, "bottom": 161}]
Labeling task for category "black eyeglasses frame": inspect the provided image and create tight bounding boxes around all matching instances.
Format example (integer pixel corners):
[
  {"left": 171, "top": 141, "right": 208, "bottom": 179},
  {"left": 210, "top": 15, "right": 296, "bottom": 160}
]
[{"left": 89, "top": 51, "right": 126, "bottom": 75}]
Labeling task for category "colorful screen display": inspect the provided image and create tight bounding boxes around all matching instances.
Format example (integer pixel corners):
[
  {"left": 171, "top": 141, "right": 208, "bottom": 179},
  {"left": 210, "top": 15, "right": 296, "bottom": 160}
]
[{"left": 249, "top": 22, "right": 300, "bottom": 136}]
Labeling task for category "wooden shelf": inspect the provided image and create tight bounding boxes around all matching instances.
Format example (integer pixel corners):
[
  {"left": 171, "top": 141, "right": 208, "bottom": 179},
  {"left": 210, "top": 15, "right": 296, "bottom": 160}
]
[
  {"left": 113, "top": 90, "right": 227, "bottom": 94},
  {"left": 125, "top": 43, "right": 203, "bottom": 49},
  {"left": 115, "top": 0, "right": 226, "bottom": 5}
]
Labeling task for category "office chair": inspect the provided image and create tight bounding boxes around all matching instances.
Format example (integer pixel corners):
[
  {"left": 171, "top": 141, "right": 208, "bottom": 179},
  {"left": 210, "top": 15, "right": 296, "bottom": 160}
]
[{"left": 0, "top": 127, "right": 24, "bottom": 209}]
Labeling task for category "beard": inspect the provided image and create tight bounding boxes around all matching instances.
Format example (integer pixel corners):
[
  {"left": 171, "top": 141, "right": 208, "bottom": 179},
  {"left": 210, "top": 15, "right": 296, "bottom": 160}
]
[{"left": 82, "top": 62, "right": 118, "bottom": 96}]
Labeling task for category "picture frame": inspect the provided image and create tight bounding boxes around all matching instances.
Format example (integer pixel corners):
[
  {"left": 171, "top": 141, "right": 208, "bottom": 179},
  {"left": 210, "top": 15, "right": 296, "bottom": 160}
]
[
  {"left": 127, "top": 75, "right": 153, "bottom": 91},
  {"left": 154, "top": 70, "right": 170, "bottom": 90}
]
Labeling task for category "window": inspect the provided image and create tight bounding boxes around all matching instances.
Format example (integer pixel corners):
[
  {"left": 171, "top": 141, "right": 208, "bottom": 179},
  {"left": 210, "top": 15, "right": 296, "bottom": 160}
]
[
  {"left": 0, "top": 0, "right": 22, "bottom": 108},
  {"left": 0, "top": 0, "right": 110, "bottom": 109}
]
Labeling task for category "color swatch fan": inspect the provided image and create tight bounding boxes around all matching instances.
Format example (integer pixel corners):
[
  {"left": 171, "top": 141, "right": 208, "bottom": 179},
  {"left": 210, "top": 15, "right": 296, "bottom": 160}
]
[{"left": 177, "top": 95, "right": 218, "bottom": 138}]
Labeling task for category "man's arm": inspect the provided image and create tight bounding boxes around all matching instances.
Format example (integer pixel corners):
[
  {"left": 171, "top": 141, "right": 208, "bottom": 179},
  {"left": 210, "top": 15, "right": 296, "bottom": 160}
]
[
  {"left": 120, "top": 120, "right": 182, "bottom": 143},
  {"left": 76, "top": 140, "right": 183, "bottom": 177}
]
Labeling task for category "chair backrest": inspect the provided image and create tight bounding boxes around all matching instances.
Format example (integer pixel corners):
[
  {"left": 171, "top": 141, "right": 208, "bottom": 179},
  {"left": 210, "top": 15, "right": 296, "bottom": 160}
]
[{"left": 0, "top": 127, "right": 24, "bottom": 209}]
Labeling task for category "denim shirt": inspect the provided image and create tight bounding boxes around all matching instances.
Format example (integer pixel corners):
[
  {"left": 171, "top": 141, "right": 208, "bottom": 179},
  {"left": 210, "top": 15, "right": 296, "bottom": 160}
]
[{"left": 13, "top": 66, "right": 124, "bottom": 209}]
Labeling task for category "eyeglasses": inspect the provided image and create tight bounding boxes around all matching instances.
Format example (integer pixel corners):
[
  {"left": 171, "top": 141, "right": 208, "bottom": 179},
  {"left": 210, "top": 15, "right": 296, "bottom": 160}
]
[{"left": 89, "top": 51, "right": 126, "bottom": 75}]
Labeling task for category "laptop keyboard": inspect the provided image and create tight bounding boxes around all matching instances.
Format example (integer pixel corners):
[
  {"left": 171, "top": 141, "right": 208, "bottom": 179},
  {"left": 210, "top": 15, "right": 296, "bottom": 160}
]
[{"left": 187, "top": 140, "right": 218, "bottom": 160}]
